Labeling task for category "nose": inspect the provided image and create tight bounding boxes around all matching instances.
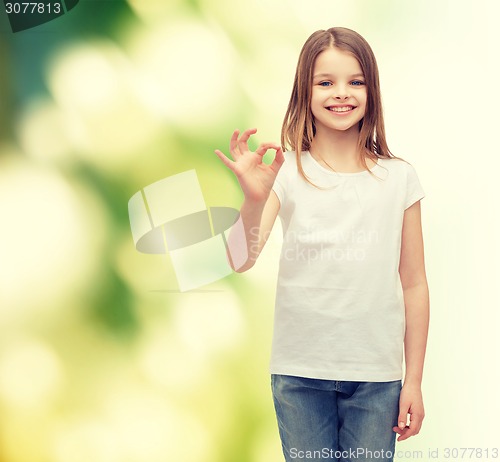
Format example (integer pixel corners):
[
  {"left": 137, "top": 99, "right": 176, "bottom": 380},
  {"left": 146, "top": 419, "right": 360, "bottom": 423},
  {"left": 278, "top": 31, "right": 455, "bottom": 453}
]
[{"left": 333, "top": 84, "right": 349, "bottom": 100}]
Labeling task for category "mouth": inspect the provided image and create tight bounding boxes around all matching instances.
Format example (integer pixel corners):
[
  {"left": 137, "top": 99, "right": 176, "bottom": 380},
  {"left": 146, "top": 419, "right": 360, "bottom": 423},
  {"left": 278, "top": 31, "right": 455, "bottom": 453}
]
[{"left": 326, "top": 105, "right": 356, "bottom": 113}]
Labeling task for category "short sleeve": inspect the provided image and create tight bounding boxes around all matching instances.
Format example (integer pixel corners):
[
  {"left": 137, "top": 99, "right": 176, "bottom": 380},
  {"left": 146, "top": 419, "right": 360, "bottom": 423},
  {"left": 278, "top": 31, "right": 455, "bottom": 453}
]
[
  {"left": 405, "top": 163, "right": 426, "bottom": 210},
  {"left": 271, "top": 151, "right": 292, "bottom": 206}
]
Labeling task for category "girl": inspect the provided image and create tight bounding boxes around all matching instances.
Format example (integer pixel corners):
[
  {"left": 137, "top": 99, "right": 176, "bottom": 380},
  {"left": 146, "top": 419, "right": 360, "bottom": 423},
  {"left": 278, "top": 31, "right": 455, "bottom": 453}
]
[{"left": 215, "top": 27, "right": 429, "bottom": 462}]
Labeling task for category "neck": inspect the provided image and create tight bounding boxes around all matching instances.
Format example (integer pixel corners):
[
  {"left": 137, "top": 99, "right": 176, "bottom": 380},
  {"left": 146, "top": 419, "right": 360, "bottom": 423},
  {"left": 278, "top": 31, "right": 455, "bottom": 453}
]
[{"left": 310, "top": 124, "right": 363, "bottom": 165}]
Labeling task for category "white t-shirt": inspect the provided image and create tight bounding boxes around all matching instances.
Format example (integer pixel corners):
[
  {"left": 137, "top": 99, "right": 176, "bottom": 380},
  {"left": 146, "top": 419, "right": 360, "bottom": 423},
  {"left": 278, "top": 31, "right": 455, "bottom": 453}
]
[{"left": 270, "top": 150, "right": 426, "bottom": 382}]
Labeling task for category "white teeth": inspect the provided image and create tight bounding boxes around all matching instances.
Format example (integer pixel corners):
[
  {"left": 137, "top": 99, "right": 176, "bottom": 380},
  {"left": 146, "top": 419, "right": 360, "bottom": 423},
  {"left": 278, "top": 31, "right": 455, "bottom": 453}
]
[{"left": 328, "top": 106, "right": 354, "bottom": 112}]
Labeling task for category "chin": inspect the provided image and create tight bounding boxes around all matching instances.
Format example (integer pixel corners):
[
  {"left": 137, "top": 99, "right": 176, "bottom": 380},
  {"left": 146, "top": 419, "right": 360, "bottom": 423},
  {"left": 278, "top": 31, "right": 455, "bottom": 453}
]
[{"left": 329, "top": 123, "right": 359, "bottom": 132}]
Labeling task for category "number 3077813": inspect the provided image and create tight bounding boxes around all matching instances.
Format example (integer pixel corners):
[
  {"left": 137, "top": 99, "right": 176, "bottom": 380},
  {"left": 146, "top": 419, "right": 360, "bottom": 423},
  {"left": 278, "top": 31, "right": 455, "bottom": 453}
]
[{"left": 5, "top": 2, "right": 62, "bottom": 14}]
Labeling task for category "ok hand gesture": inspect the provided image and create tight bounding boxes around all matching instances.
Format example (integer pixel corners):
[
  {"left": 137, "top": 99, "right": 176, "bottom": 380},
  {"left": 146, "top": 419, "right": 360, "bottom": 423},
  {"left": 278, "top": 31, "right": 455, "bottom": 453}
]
[{"left": 215, "top": 128, "right": 284, "bottom": 202}]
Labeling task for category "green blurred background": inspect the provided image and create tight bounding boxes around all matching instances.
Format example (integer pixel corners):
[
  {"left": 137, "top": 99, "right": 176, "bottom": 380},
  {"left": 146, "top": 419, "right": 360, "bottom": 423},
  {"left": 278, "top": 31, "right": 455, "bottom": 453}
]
[{"left": 0, "top": 0, "right": 499, "bottom": 461}]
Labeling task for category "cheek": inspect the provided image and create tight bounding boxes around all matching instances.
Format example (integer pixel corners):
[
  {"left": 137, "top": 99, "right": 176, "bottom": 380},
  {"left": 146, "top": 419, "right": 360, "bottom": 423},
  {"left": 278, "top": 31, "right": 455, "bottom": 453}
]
[
  {"left": 309, "top": 98, "right": 319, "bottom": 114},
  {"left": 360, "top": 90, "right": 368, "bottom": 106},
  {"left": 310, "top": 91, "right": 324, "bottom": 109}
]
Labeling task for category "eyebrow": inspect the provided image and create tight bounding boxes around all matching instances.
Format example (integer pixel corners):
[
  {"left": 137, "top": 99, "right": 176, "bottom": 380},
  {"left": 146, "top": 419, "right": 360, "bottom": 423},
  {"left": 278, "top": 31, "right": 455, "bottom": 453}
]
[{"left": 314, "top": 73, "right": 365, "bottom": 79}]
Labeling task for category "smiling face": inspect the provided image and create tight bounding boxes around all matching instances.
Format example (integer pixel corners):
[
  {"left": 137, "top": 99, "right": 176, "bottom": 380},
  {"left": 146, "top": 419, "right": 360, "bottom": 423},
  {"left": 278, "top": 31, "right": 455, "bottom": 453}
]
[{"left": 310, "top": 47, "right": 367, "bottom": 135}]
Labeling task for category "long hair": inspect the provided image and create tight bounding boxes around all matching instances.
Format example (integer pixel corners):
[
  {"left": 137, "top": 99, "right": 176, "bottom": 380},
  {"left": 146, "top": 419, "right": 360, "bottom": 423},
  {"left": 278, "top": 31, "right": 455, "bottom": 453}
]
[{"left": 281, "top": 27, "right": 406, "bottom": 187}]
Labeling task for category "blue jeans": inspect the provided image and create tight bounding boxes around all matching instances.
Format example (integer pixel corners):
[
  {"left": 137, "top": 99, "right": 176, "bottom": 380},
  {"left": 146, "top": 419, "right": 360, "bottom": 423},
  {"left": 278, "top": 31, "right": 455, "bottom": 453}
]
[{"left": 271, "top": 374, "right": 402, "bottom": 462}]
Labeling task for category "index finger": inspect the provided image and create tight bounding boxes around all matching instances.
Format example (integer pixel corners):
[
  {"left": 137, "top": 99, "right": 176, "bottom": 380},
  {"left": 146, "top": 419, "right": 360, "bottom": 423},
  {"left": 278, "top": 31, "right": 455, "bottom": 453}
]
[
  {"left": 229, "top": 129, "right": 240, "bottom": 156},
  {"left": 394, "top": 425, "right": 410, "bottom": 442},
  {"left": 255, "top": 142, "right": 281, "bottom": 157},
  {"left": 237, "top": 128, "right": 258, "bottom": 153},
  {"left": 395, "top": 419, "right": 421, "bottom": 441}
]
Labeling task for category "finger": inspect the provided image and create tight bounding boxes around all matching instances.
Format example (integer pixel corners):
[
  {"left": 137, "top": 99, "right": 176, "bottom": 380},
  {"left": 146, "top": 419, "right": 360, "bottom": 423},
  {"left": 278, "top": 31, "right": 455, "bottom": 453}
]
[
  {"left": 397, "top": 407, "right": 408, "bottom": 432},
  {"left": 271, "top": 146, "right": 285, "bottom": 170},
  {"left": 395, "top": 416, "right": 422, "bottom": 441},
  {"left": 237, "top": 127, "right": 258, "bottom": 153},
  {"left": 214, "top": 149, "right": 235, "bottom": 170},
  {"left": 394, "top": 425, "right": 411, "bottom": 442},
  {"left": 408, "top": 412, "right": 423, "bottom": 435},
  {"left": 255, "top": 142, "right": 281, "bottom": 157},
  {"left": 230, "top": 129, "right": 242, "bottom": 158},
  {"left": 400, "top": 424, "right": 418, "bottom": 440},
  {"left": 392, "top": 426, "right": 403, "bottom": 435}
]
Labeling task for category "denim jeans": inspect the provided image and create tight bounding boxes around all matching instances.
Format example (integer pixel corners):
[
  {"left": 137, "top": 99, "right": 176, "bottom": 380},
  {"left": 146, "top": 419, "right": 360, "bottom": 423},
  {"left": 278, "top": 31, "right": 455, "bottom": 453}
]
[{"left": 271, "top": 374, "right": 402, "bottom": 462}]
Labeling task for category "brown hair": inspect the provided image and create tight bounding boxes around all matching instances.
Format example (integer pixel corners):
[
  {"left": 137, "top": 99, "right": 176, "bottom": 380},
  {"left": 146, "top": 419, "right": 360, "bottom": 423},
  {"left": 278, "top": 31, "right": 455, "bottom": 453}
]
[{"left": 281, "top": 27, "right": 407, "bottom": 186}]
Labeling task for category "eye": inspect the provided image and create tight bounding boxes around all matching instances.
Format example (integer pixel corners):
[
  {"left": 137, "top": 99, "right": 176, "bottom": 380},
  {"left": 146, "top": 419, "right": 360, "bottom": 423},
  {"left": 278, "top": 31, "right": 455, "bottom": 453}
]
[
  {"left": 351, "top": 80, "right": 365, "bottom": 86},
  {"left": 319, "top": 81, "right": 332, "bottom": 87}
]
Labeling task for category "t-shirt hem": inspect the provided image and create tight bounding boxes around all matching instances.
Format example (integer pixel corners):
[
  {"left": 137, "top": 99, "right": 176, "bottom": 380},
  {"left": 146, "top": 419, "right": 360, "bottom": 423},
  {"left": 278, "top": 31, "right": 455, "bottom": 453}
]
[{"left": 269, "top": 365, "right": 402, "bottom": 382}]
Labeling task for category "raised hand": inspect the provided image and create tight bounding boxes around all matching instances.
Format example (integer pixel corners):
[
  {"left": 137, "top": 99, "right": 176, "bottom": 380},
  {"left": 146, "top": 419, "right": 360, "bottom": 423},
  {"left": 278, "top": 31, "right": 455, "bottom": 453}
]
[{"left": 215, "top": 128, "right": 284, "bottom": 202}]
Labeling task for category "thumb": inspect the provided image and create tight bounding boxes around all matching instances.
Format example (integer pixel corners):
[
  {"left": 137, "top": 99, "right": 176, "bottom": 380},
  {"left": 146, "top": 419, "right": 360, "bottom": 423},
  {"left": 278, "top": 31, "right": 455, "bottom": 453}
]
[
  {"left": 271, "top": 147, "right": 285, "bottom": 169},
  {"left": 397, "top": 409, "right": 408, "bottom": 430}
]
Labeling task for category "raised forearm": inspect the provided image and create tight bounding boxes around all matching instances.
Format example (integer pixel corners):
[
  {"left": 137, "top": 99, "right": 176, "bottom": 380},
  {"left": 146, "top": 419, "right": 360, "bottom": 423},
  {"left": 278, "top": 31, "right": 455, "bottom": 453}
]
[{"left": 226, "top": 198, "right": 266, "bottom": 273}]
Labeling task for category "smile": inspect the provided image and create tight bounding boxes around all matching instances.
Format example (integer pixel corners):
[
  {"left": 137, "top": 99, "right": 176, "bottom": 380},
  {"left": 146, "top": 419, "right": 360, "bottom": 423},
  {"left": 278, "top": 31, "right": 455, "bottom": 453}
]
[{"left": 326, "top": 106, "right": 356, "bottom": 113}]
